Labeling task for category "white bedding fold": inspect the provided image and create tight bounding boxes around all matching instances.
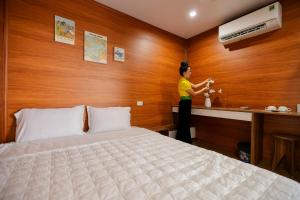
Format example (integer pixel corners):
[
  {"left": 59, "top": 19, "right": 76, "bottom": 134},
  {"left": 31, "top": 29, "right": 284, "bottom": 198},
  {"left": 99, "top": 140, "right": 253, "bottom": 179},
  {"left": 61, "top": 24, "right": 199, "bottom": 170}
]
[{"left": 0, "top": 127, "right": 148, "bottom": 160}]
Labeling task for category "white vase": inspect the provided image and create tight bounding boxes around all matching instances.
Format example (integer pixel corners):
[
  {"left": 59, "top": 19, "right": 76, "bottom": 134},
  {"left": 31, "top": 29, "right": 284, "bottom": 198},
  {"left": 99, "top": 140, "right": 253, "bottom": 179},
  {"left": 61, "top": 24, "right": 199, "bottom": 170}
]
[{"left": 205, "top": 97, "right": 212, "bottom": 108}]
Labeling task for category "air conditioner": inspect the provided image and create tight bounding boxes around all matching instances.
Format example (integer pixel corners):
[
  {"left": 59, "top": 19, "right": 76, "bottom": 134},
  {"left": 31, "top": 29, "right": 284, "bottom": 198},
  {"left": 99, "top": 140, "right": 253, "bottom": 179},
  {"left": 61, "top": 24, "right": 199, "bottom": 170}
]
[{"left": 218, "top": 2, "right": 282, "bottom": 45}]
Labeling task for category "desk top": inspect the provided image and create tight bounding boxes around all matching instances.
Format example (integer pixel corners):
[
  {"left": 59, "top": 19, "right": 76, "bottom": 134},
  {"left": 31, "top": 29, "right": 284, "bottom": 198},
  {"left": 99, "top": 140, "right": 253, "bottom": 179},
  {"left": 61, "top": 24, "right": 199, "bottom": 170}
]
[{"left": 173, "top": 105, "right": 300, "bottom": 117}]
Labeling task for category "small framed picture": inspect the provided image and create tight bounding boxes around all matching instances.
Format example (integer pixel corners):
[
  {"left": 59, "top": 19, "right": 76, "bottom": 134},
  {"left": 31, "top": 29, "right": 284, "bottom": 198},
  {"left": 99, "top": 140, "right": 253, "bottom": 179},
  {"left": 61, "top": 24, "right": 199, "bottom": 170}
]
[
  {"left": 114, "top": 47, "right": 125, "bottom": 62},
  {"left": 54, "top": 16, "right": 75, "bottom": 45}
]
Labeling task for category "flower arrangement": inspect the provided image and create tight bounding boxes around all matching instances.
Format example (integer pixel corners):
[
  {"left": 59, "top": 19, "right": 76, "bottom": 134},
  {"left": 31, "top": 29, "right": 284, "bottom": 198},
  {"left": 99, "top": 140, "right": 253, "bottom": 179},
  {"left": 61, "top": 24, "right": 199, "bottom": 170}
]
[{"left": 204, "top": 79, "right": 222, "bottom": 108}]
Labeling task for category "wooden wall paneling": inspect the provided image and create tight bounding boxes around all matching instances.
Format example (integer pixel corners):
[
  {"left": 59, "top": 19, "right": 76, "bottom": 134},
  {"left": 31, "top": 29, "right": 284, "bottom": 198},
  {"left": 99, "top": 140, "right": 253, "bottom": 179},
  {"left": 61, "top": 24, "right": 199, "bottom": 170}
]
[
  {"left": 3, "top": 0, "right": 299, "bottom": 149},
  {"left": 3, "top": 0, "right": 185, "bottom": 142},
  {"left": 0, "top": 0, "right": 3, "bottom": 142},
  {"left": 187, "top": 0, "right": 300, "bottom": 110},
  {"left": 0, "top": 0, "right": 6, "bottom": 143},
  {"left": 187, "top": 0, "right": 300, "bottom": 164}
]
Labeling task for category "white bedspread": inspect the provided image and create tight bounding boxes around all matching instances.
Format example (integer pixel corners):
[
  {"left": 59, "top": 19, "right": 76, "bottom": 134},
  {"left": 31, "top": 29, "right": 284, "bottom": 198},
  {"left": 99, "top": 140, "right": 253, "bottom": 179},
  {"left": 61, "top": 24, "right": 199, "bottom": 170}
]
[{"left": 0, "top": 127, "right": 299, "bottom": 200}]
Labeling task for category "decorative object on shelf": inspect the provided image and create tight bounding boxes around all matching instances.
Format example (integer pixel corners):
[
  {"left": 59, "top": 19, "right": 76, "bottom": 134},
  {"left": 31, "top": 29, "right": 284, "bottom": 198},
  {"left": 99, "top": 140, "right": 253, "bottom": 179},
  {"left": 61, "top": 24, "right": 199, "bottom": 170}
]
[
  {"left": 278, "top": 106, "right": 291, "bottom": 112},
  {"left": 204, "top": 79, "right": 222, "bottom": 108},
  {"left": 54, "top": 16, "right": 75, "bottom": 45},
  {"left": 114, "top": 47, "right": 125, "bottom": 62},
  {"left": 204, "top": 93, "right": 212, "bottom": 108},
  {"left": 265, "top": 106, "right": 291, "bottom": 112},
  {"left": 265, "top": 105, "right": 277, "bottom": 111},
  {"left": 84, "top": 31, "right": 107, "bottom": 64}
]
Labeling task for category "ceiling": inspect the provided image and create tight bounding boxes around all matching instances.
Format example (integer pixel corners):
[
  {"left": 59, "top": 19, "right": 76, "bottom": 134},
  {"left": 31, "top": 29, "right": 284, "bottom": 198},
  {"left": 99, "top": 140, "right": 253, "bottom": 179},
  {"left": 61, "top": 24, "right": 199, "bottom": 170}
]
[{"left": 95, "top": 0, "right": 275, "bottom": 39}]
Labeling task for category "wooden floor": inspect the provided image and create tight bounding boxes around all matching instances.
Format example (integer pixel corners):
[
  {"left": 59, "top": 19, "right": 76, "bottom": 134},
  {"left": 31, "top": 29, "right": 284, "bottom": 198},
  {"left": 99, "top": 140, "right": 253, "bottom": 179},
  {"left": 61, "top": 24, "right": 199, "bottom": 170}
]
[{"left": 192, "top": 139, "right": 300, "bottom": 183}]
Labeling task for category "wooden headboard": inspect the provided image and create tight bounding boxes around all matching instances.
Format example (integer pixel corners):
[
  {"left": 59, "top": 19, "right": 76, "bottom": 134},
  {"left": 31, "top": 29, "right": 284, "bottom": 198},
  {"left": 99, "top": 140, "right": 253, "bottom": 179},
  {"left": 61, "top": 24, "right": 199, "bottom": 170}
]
[{"left": 0, "top": 0, "right": 185, "bottom": 143}]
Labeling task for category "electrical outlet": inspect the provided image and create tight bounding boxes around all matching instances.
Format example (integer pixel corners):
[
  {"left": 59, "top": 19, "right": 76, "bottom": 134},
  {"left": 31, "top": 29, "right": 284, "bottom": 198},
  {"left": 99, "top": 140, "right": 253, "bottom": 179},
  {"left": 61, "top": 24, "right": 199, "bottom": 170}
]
[
  {"left": 137, "top": 101, "right": 144, "bottom": 106},
  {"left": 297, "top": 104, "right": 300, "bottom": 113}
]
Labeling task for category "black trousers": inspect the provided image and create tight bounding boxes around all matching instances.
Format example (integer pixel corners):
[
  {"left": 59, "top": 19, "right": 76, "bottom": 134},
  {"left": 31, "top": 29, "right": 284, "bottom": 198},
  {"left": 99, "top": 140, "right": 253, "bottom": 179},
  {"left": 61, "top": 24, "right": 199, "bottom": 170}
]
[{"left": 176, "top": 99, "right": 192, "bottom": 144}]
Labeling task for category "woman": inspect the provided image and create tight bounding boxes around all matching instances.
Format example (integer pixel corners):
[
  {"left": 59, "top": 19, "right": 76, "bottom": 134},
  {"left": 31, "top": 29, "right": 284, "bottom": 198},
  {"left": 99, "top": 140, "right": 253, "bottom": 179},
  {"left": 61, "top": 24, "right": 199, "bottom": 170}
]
[{"left": 176, "top": 61, "right": 210, "bottom": 143}]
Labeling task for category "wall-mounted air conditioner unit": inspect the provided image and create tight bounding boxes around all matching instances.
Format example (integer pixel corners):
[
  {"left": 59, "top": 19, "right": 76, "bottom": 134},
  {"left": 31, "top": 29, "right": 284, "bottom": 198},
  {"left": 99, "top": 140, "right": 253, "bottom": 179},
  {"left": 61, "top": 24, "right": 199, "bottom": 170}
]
[{"left": 218, "top": 2, "right": 282, "bottom": 45}]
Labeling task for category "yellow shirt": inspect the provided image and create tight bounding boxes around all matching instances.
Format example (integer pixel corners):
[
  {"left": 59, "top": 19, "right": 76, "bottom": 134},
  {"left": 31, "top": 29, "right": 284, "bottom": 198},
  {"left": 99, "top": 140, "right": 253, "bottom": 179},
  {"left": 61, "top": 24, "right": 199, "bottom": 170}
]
[{"left": 178, "top": 77, "right": 192, "bottom": 97}]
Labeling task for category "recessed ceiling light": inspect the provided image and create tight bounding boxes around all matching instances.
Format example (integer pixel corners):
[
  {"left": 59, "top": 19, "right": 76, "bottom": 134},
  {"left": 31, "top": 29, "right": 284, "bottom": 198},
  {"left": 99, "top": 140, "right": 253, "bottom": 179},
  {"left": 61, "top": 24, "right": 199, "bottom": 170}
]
[{"left": 189, "top": 10, "right": 197, "bottom": 18}]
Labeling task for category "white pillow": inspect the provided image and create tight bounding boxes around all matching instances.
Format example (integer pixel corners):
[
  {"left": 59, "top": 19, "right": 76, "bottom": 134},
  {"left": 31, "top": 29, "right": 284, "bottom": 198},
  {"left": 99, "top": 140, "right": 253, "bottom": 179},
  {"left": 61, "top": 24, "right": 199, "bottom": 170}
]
[
  {"left": 15, "top": 105, "right": 85, "bottom": 142},
  {"left": 87, "top": 106, "right": 131, "bottom": 134}
]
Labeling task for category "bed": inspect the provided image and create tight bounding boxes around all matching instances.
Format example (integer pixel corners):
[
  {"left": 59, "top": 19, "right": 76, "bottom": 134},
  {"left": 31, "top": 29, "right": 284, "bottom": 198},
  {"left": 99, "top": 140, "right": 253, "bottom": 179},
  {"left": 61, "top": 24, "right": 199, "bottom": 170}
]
[{"left": 0, "top": 127, "right": 299, "bottom": 200}]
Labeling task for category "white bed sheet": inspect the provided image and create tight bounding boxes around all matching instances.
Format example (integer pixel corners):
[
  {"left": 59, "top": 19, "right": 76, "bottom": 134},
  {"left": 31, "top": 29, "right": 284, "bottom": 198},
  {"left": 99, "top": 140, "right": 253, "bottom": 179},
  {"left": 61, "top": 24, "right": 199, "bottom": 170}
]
[{"left": 0, "top": 127, "right": 299, "bottom": 200}]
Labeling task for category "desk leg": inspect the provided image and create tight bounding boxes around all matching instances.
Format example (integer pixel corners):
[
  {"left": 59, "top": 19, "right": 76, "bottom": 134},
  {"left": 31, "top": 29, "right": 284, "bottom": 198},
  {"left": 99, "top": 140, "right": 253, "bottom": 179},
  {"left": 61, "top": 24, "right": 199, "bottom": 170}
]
[{"left": 251, "top": 113, "right": 264, "bottom": 165}]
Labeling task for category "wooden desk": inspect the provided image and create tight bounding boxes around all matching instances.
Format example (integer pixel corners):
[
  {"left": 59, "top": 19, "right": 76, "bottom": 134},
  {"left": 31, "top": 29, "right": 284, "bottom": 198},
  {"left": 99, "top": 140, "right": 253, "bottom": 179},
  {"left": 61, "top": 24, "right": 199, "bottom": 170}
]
[{"left": 172, "top": 106, "right": 300, "bottom": 165}]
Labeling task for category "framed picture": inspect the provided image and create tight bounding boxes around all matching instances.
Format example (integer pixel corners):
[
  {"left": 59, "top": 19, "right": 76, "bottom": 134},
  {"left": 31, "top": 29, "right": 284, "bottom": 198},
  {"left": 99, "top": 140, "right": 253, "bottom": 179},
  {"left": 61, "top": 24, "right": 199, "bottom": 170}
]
[
  {"left": 84, "top": 31, "right": 107, "bottom": 64},
  {"left": 54, "top": 16, "right": 75, "bottom": 45},
  {"left": 114, "top": 47, "right": 125, "bottom": 62}
]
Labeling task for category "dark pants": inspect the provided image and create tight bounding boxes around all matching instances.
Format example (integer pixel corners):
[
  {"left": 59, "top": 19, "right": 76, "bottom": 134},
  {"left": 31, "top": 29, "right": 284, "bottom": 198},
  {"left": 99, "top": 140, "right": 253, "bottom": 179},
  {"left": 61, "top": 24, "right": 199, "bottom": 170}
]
[{"left": 176, "top": 99, "right": 192, "bottom": 144}]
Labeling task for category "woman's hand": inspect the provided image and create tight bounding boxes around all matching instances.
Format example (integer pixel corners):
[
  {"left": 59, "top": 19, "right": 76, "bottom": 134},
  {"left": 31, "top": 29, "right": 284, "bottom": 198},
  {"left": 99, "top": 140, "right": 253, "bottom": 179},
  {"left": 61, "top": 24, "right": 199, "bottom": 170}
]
[
  {"left": 187, "top": 86, "right": 210, "bottom": 96},
  {"left": 207, "top": 78, "right": 215, "bottom": 84},
  {"left": 192, "top": 78, "right": 213, "bottom": 89}
]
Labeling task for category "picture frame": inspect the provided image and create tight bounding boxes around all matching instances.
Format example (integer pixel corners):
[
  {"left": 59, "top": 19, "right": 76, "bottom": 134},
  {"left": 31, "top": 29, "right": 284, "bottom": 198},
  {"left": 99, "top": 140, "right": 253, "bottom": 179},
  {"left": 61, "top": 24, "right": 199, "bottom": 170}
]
[
  {"left": 84, "top": 31, "right": 108, "bottom": 64},
  {"left": 114, "top": 47, "right": 125, "bottom": 62},
  {"left": 54, "top": 16, "right": 75, "bottom": 45}
]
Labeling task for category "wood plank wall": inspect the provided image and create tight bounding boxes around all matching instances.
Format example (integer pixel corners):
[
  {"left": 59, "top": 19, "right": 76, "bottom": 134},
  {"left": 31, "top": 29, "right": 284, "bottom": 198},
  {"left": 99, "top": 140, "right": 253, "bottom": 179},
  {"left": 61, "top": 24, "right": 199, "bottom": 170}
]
[
  {"left": 1, "top": 0, "right": 185, "bottom": 142},
  {"left": 1, "top": 0, "right": 299, "bottom": 157},
  {"left": 187, "top": 0, "right": 300, "bottom": 162},
  {"left": 0, "top": 0, "right": 5, "bottom": 143}
]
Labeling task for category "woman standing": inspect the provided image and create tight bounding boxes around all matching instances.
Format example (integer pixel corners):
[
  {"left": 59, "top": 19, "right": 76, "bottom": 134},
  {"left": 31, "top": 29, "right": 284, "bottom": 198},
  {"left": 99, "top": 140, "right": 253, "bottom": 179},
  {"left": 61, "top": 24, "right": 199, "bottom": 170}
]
[{"left": 176, "top": 62, "right": 210, "bottom": 143}]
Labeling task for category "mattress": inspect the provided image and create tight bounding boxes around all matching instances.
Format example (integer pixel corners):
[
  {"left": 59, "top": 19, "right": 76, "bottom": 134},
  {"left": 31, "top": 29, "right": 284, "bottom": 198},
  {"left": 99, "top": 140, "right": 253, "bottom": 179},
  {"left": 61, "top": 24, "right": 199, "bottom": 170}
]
[{"left": 0, "top": 127, "right": 299, "bottom": 200}]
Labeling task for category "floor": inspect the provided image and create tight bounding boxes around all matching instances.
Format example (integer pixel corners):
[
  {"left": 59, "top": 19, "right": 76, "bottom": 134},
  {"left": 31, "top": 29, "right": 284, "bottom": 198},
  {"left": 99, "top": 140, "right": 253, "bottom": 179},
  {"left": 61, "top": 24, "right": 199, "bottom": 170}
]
[{"left": 192, "top": 139, "right": 300, "bottom": 183}]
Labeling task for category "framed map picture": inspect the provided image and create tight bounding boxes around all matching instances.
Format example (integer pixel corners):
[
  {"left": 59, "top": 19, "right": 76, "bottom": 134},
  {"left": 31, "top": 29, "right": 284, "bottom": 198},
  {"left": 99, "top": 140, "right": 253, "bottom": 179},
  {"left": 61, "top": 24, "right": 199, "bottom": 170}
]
[
  {"left": 84, "top": 31, "right": 107, "bottom": 64},
  {"left": 55, "top": 16, "right": 75, "bottom": 45},
  {"left": 114, "top": 47, "right": 125, "bottom": 62}
]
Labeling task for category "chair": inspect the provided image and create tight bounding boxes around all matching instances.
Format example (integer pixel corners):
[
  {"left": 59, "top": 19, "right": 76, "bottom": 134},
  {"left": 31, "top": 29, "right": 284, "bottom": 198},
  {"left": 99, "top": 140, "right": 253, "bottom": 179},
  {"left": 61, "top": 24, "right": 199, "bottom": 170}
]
[{"left": 272, "top": 133, "right": 300, "bottom": 177}]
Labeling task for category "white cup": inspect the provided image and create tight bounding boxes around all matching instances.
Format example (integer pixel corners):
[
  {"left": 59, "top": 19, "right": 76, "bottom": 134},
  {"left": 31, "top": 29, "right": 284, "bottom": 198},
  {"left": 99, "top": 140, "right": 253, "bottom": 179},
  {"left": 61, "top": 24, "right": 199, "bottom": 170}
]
[
  {"left": 265, "top": 106, "right": 277, "bottom": 111},
  {"left": 278, "top": 106, "right": 291, "bottom": 112},
  {"left": 298, "top": 104, "right": 300, "bottom": 113}
]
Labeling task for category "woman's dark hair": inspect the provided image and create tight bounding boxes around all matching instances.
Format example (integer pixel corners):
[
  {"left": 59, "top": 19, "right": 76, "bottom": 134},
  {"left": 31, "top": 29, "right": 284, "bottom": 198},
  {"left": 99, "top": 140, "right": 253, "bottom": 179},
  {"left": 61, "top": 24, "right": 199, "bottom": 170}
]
[{"left": 179, "top": 61, "right": 189, "bottom": 76}]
